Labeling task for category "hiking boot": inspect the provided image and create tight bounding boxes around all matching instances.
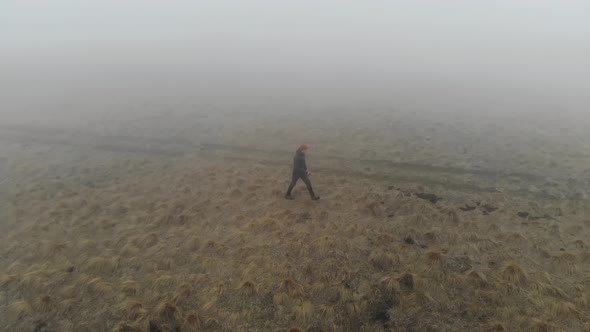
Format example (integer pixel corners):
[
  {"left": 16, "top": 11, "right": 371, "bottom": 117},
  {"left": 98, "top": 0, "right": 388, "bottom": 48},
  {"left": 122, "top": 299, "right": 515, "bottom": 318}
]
[
  {"left": 285, "top": 194, "right": 294, "bottom": 200},
  {"left": 311, "top": 196, "right": 320, "bottom": 201}
]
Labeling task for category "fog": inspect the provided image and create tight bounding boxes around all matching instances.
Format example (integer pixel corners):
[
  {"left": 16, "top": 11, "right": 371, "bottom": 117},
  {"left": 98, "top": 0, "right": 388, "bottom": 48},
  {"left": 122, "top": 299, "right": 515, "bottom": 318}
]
[
  {"left": 2, "top": 0, "right": 589, "bottom": 124},
  {"left": 4, "top": 3, "right": 590, "bottom": 330}
]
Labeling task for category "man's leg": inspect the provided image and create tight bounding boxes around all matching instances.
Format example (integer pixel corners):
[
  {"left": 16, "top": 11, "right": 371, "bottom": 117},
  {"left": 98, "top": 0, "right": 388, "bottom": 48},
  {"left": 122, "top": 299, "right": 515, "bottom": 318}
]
[
  {"left": 300, "top": 173, "right": 317, "bottom": 199},
  {"left": 286, "top": 174, "right": 299, "bottom": 197}
]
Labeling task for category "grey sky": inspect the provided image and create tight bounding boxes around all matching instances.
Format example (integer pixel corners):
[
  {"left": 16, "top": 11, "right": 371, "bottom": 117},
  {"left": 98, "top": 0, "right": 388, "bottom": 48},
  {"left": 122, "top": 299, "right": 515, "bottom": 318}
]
[{"left": 2, "top": 1, "right": 589, "bottom": 119}]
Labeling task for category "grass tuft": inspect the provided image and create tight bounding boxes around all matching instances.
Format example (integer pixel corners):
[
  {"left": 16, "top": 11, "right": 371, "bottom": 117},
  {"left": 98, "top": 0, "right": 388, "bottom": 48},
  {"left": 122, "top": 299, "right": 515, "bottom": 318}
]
[
  {"left": 9, "top": 300, "right": 32, "bottom": 319},
  {"left": 281, "top": 278, "right": 305, "bottom": 298},
  {"left": 156, "top": 301, "right": 182, "bottom": 321},
  {"left": 397, "top": 272, "right": 416, "bottom": 290},
  {"left": 499, "top": 262, "right": 528, "bottom": 286},
  {"left": 112, "top": 321, "right": 144, "bottom": 332},
  {"left": 466, "top": 270, "right": 488, "bottom": 288},
  {"left": 34, "top": 294, "right": 53, "bottom": 312},
  {"left": 370, "top": 251, "right": 398, "bottom": 271},
  {"left": 426, "top": 250, "right": 447, "bottom": 265},
  {"left": 183, "top": 312, "right": 203, "bottom": 332},
  {"left": 237, "top": 280, "right": 259, "bottom": 297}
]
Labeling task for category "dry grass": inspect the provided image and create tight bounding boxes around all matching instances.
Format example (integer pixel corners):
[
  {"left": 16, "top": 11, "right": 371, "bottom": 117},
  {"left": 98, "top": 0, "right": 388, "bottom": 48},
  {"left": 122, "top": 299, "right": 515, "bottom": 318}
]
[
  {"left": 8, "top": 300, "right": 32, "bottom": 319},
  {"left": 183, "top": 312, "right": 204, "bottom": 332},
  {"left": 156, "top": 301, "right": 183, "bottom": 321},
  {"left": 499, "top": 262, "right": 528, "bottom": 287},
  {"left": 425, "top": 249, "right": 447, "bottom": 266},
  {"left": 397, "top": 272, "right": 416, "bottom": 290},
  {"left": 237, "top": 280, "right": 259, "bottom": 297},
  {"left": 466, "top": 270, "right": 489, "bottom": 288},
  {"left": 281, "top": 278, "right": 305, "bottom": 298},
  {"left": 1, "top": 153, "right": 590, "bottom": 331},
  {"left": 112, "top": 321, "right": 145, "bottom": 332},
  {"left": 33, "top": 295, "right": 53, "bottom": 312}
]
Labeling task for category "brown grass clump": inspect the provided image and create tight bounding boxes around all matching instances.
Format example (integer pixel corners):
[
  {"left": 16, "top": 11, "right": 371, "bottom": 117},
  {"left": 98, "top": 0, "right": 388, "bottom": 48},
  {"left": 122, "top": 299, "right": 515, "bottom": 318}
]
[
  {"left": 488, "top": 321, "right": 506, "bottom": 331},
  {"left": 156, "top": 301, "right": 182, "bottom": 321},
  {"left": 422, "top": 230, "right": 440, "bottom": 243},
  {"left": 534, "top": 282, "right": 569, "bottom": 299},
  {"left": 551, "top": 301, "right": 580, "bottom": 319},
  {"left": 9, "top": 300, "right": 32, "bottom": 319},
  {"left": 118, "top": 299, "right": 146, "bottom": 321},
  {"left": 86, "top": 256, "right": 120, "bottom": 274},
  {"left": 153, "top": 274, "right": 175, "bottom": 290},
  {"left": 215, "top": 281, "right": 225, "bottom": 296},
  {"left": 369, "top": 251, "right": 398, "bottom": 271},
  {"left": 288, "top": 327, "right": 304, "bottom": 332},
  {"left": 273, "top": 292, "right": 290, "bottom": 306},
  {"left": 380, "top": 275, "right": 401, "bottom": 294},
  {"left": 293, "top": 300, "right": 314, "bottom": 322},
  {"left": 34, "top": 294, "right": 53, "bottom": 312},
  {"left": 19, "top": 271, "right": 43, "bottom": 290},
  {"left": 87, "top": 277, "right": 114, "bottom": 295},
  {"left": 574, "top": 291, "right": 589, "bottom": 308},
  {"left": 173, "top": 282, "right": 193, "bottom": 300},
  {"left": 121, "top": 279, "right": 139, "bottom": 295},
  {"left": 58, "top": 298, "right": 78, "bottom": 315},
  {"left": 112, "top": 321, "right": 144, "bottom": 332},
  {"left": 183, "top": 312, "right": 203, "bottom": 332},
  {"left": 466, "top": 270, "right": 489, "bottom": 288},
  {"left": 237, "top": 280, "right": 259, "bottom": 297},
  {"left": 318, "top": 304, "right": 336, "bottom": 320},
  {"left": 531, "top": 318, "right": 553, "bottom": 332},
  {"left": 444, "top": 209, "right": 461, "bottom": 224},
  {"left": 0, "top": 273, "right": 19, "bottom": 287},
  {"left": 281, "top": 278, "right": 305, "bottom": 298},
  {"left": 499, "top": 262, "right": 528, "bottom": 286},
  {"left": 550, "top": 253, "right": 577, "bottom": 274},
  {"left": 426, "top": 250, "right": 447, "bottom": 265},
  {"left": 397, "top": 272, "right": 416, "bottom": 290},
  {"left": 346, "top": 301, "right": 366, "bottom": 317}
]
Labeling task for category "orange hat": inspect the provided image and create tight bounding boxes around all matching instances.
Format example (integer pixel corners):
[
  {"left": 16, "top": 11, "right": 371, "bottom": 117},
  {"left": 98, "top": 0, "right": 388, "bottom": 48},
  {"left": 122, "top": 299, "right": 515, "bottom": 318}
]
[{"left": 299, "top": 144, "right": 309, "bottom": 151}]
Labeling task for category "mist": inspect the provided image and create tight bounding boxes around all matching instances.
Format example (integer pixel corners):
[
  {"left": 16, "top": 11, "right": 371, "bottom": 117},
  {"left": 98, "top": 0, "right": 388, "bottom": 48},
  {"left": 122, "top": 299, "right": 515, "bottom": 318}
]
[
  {"left": 2, "top": 0, "right": 590, "bottom": 124},
  {"left": 4, "top": 2, "right": 590, "bottom": 330}
]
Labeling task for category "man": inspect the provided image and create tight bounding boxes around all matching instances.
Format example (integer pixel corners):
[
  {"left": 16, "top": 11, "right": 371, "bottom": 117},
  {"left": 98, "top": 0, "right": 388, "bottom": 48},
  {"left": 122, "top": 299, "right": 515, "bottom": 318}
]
[{"left": 285, "top": 144, "right": 320, "bottom": 200}]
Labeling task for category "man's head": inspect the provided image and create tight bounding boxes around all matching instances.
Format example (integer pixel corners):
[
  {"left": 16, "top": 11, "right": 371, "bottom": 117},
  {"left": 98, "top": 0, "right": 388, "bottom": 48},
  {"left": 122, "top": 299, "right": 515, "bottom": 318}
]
[{"left": 299, "top": 144, "right": 309, "bottom": 154}]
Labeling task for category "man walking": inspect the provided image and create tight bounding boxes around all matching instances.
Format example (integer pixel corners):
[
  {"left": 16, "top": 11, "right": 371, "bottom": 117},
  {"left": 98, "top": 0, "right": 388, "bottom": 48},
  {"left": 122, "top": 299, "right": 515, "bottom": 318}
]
[{"left": 285, "top": 144, "right": 320, "bottom": 200}]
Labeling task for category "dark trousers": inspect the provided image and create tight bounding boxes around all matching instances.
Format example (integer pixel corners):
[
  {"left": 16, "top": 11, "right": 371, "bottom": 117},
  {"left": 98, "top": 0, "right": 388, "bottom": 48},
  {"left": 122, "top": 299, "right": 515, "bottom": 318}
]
[{"left": 286, "top": 173, "right": 315, "bottom": 197}]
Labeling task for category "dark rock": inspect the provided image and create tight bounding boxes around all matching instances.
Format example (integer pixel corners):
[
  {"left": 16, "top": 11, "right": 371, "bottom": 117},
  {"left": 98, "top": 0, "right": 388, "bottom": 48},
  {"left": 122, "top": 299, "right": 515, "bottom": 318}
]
[
  {"left": 517, "top": 211, "right": 530, "bottom": 219},
  {"left": 414, "top": 192, "right": 440, "bottom": 204},
  {"left": 398, "top": 273, "right": 415, "bottom": 290},
  {"left": 459, "top": 204, "right": 477, "bottom": 211},
  {"left": 66, "top": 266, "right": 75, "bottom": 273},
  {"left": 33, "top": 321, "right": 47, "bottom": 332},
  {"left": 530, "top": 214, "right": 554, "bottom": 221},
  {"left": 481, "top": 204, "right": 498, "bottom": 214},
  {"left": 404, "top": 235, "right": 415, "bottom": 245},
  {"left": 149, "top": 321, "right": 162, "bottom": 332}
]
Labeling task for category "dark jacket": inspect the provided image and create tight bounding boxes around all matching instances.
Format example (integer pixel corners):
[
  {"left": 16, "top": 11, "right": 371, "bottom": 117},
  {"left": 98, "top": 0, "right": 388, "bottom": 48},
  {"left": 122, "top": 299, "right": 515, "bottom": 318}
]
[{"left": 292, "top": 149, "right": 308, "bottom": 175}]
